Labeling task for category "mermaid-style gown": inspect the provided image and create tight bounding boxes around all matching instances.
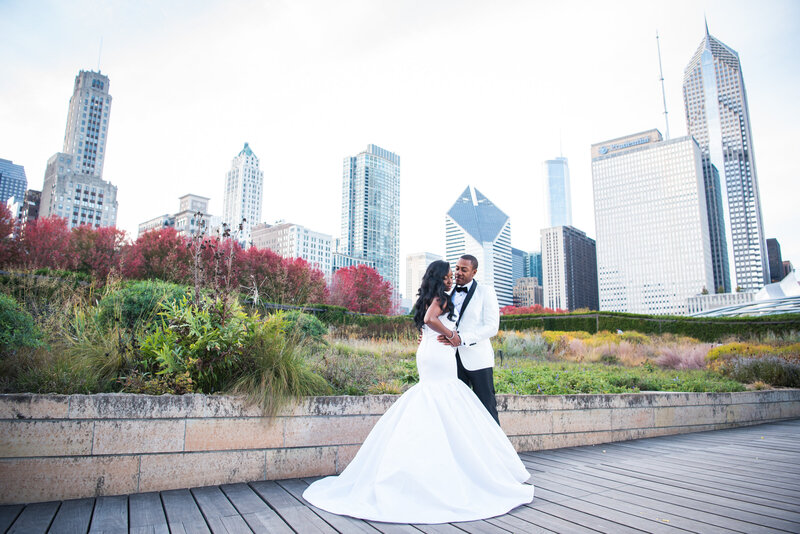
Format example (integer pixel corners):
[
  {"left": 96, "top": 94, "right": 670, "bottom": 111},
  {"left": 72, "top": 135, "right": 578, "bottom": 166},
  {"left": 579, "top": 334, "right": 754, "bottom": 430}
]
[{"left": 302, "top": 312, "right": 534, "bottom": 524}]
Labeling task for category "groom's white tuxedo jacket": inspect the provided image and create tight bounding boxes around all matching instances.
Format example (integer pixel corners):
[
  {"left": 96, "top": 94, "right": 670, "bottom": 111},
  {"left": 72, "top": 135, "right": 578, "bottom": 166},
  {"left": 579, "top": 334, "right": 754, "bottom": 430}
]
[{"left": 453, "top": 281, "right": 500, "bottom": 371}]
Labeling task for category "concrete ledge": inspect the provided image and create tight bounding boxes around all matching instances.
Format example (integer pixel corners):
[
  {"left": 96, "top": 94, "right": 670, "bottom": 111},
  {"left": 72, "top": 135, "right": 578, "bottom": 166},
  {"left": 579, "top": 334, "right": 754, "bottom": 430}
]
[{"left": 0, "top": 390, "right": 798, "bottom": 504}]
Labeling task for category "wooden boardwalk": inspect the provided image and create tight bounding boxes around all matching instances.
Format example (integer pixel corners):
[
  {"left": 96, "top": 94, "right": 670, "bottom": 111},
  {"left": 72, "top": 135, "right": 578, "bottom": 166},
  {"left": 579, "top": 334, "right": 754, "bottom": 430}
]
[{"left": 2, "top": 418, "right": 798, "bottom": 533}]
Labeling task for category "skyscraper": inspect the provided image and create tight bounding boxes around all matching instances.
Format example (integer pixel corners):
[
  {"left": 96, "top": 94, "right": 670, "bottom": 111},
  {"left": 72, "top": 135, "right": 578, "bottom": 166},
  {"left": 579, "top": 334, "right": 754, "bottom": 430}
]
[
  {"left": 406, "top": 252, "right": 442, "bottom": 301},
  {"left": 0, "top": 159, "right": 27, "bottom": 204},
  {"left": 62, "top": 71, "right": 112, "bottom": 177},
  {"left": 543, "top": 157, "right": 572, "bottom": 228},
  {"left": 766, "top": 239, "right": 783, "bottom": 283},
  {"left": 445, "top": 185, "right": 513, "bottom": 306},
  {"left": 541, "top": 225, "right": 598, "bottom": 311},
  {"left": 683, "top": 24, "right": 768, "bottom": 291},
  {"left": 39, "top": 70, "right": 118, "bottom": 229},
  {"left": 223, "top": 142, "right": 263, "bottom": 246},
  {"left": 591, "top": 129, "right": 715, "bottom": 315},
  {"left": 340, "top": 144, "right": 401, "bottom": 296},
  {"left": 524, "top": 251, "right": 542, "bottom": 282},
  {"left": 511, "top": 247, "right": 526, "bottom": 284},
  {"left": 251, "top": 222, "right": 333, "bottom": 278}
]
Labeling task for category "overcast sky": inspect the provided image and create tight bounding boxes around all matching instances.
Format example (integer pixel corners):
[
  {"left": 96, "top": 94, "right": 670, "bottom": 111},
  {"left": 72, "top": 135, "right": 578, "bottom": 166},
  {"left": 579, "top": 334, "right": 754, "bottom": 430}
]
[{"left": 2, "top": 0, "right": 798, "bottom": 297}]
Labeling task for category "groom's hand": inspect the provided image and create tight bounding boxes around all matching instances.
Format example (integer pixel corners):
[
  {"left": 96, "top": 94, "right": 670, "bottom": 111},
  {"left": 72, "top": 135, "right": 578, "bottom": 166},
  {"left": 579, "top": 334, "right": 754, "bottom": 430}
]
[{"left": 437, "top": 333, "right": 461, "bottom": 346}]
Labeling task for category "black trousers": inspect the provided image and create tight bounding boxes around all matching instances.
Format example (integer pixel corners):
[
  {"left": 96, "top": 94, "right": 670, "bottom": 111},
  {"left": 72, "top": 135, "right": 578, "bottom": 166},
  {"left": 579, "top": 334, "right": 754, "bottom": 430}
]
[{"left": 455, "top": 350, "right": 499, "bottom": 425}]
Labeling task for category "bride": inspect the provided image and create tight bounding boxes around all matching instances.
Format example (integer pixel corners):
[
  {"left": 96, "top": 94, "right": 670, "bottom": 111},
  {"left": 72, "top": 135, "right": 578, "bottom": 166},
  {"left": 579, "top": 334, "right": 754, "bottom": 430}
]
[{"left": 302, "top": 260, "right": 534, "bottom": 524}]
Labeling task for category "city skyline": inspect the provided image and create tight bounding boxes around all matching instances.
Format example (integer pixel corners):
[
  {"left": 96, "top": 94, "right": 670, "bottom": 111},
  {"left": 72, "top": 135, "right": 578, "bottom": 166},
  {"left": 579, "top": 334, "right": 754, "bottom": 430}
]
[{"left": 1, "top": 1, "right": 798, "bottom": 295}]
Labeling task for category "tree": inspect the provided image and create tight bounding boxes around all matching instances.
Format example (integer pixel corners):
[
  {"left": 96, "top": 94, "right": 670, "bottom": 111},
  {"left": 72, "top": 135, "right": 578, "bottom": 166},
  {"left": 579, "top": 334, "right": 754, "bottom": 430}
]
[
  {"left": 0, "top": 203, "right": 17, "bottom": 268},
  {"left": 237, "top": 248, "right": 327, "bottom": 305},
  {"left": 328, "top": 265, "right": 392, "bottom": 314},
  {"left": 69, "top": 225, "right": 128, "bottom": 281},
  {"left": 17, "top": 216, "right": 72, "bottom": 270},
  {"left": 123, "top": 227, "right": 191, "bottom": 283}
]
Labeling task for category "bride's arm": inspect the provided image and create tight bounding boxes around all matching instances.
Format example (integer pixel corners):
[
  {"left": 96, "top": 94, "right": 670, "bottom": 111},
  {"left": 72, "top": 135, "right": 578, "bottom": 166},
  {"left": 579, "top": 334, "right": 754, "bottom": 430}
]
[{"left": 423, "top": 297, "right": 457, "bottom": 339}]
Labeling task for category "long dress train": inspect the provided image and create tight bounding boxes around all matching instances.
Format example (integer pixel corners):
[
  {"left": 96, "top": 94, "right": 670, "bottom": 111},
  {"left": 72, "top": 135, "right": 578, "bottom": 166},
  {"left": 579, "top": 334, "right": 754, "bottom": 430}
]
[{"left": 302, "top": 313, "right": 534, "bottom": 524}]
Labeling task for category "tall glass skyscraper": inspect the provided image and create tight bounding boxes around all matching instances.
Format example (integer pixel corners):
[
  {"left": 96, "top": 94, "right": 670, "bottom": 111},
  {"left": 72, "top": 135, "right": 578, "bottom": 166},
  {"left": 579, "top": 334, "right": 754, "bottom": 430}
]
[
  {"left": 223, "top": 142, "right": 264, "bottom": 247},
  {"left": 683, "top": 25, "right": 768, "bottom": 291},
  {"left": 340, "top": 144, "right": 400, "bottom": 296},
  {"left": 543, "top": 157, "right": 572, "bottom": 228},
  {"left": 591, "top": 129, "right": 715, "bottom": 315},
  {"left": 0, "top": 159, "right": 27, "bottom": 204},
  {"left": 445, "top": 185, "right": 513, "bottom": 306}
]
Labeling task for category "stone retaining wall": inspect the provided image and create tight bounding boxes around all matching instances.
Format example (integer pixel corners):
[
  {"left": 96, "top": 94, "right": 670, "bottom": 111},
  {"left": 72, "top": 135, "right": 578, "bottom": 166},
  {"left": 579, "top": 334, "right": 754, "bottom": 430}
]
[{"left": 1, "top": 390, "right": 798, "bottom": 504}]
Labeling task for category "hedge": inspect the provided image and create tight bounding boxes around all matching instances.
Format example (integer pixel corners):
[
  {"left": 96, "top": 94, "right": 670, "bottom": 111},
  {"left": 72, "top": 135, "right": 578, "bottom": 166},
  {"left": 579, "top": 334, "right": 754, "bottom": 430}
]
[{"left": 499, "top": 312, "right": 800, "bottom": 342}]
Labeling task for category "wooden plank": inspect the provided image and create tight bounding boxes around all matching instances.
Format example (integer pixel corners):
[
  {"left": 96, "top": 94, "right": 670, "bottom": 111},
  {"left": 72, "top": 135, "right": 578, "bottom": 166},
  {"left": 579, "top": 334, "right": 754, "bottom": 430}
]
[
  {"left": 413, "top": 524, "right": 464, "bottom": 533},
  {"left": 652, "top": 453, "right": 800, "bottom": 487},
  {"left": 486, "top": 514, "right": 556, "bottom": 534},
  {"left": 129, "top": 492, "right": 169, "bottom": 534},
  {"left": 221, "top": 483, "right": 293, "bottom": 534},
  {"left": 250, "top": 480, "right": 337, "bottom": 534},
  {"left": 49, "top": 498, "right": 94, "bottom": 534},
  {"left": 7, "top": 501, "right": 60, "bottom": 534},
  {"left": 589, "top": 465, "right": 800, "bottom": 532},
  {"left": 0, "top": 505, "right": 24, "bottom": 532},
  {"left": 161, "top": 489, "right": 211, "bottom": 534},
  {"left": 191, "top": 486, "right": 252, "bottom": 534},
  {"left": 525, "top": 499, "right": 644, "bottom": 534},
  {"left": 508, "top": 503, "right": 601, "bottom": 534},
  {"left": 88, "top": 495, "right": 127, "bottom": 534},
  {"left": 540, "top": 494, "right": 687, "bottom": 534},
  {"left": 581, "top": 489, "right": 762, "bottom": 534},
  {"left": 277, "top": 478, "right": 379, "bottom": 533},
  {"left": 448, "top": 519, "right": 516, "bottom": 533}
]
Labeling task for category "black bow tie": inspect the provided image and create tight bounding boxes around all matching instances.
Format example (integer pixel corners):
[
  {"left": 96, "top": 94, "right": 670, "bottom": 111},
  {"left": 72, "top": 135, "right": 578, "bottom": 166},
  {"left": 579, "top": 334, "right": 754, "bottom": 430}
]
[{"left": 454, "top": 286, "right": 469, "bottom": 293}]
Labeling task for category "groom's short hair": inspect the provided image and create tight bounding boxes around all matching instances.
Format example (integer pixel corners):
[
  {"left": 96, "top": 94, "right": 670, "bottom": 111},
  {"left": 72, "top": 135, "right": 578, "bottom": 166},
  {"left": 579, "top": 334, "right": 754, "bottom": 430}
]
[{"left": 460, "top": 254, "right": 478, "bottom": 270}]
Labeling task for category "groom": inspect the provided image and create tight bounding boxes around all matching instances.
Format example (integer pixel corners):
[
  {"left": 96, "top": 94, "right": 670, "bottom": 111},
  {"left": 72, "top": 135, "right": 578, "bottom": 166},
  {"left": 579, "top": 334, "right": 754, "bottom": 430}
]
[{"left": 438, "top": 254, "right": 501, "bottom": 424}]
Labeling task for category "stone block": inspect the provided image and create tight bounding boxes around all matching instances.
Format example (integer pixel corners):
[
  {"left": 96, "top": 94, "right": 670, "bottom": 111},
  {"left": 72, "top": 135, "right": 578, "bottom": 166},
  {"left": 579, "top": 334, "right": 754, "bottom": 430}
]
[
  {"left": 284, "top": 395, "right": 398, "bottom": 417},
  {"left": 654, "top": 404, "right": 728, "bottom": 428},
  {"left": 93, "top": 419, "right": 185, "bottom": 455},
  {"left": 266, "top": 446, "right": 336, "bottom": 479},
  {"left": 538, "top": 431, "right": 614, "bottom": 450},
  {"left": 0, "top": 455, "right": 139, "bottom": 505},
  {"left": 283, "top": 415, "right": 380, "bottom": 447},
  {"left": 0, "top": 394, "right": 69, "bottom": 420},
  {"left": 612, "top": 407, "right": 654, "bottom": 430},
  {"left": 0, "top": 420, "right": 93, "bottom": 457},
  {"left": 508, "top": 434, "right": 543, "bottom": 453},
  {"left": 185, "top": 417, "right": 283, "bottom": 451},
  {"left": 551, "top": 408, "right": 613, "bottom": 434},
  {"left": 499, "top": 411, "right": 552, "bottom": 437},
  {"left": 335, "top": 444, "right": 362, "bottom": 473},
  {"left": 68, "top": 394, "right": 197, "bottom": 419},
  {"left": 138, "top": 451, "right": 265, "bottom": 492}
]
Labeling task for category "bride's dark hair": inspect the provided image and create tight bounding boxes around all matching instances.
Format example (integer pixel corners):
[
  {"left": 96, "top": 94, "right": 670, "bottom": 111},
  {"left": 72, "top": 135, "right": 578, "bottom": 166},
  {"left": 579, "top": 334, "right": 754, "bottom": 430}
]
[{"left": 413, "top": 260, "right": 455, "bottom": 329}]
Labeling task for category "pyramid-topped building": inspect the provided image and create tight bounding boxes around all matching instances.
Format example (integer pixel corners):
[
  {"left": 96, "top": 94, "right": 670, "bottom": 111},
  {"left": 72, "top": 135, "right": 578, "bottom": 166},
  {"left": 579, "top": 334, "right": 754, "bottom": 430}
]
[{"left": 445, "top": 186, "right": 512, "bottom": 306}]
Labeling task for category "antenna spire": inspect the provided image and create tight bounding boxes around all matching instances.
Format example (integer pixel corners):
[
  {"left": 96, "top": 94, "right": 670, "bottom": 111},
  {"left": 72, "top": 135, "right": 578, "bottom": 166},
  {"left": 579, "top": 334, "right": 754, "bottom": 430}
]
[
  {"left": 656, "top": 30, "right": 670, "bottom": 140},
  {"left": 97, "top": 37, "right": 103, "bottom": 72}
]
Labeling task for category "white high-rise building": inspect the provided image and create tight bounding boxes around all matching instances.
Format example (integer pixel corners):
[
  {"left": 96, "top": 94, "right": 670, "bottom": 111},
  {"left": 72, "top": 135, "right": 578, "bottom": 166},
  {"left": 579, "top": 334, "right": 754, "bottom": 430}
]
[
  {"left": 39, "top": 70, "right": 118, "bottom": 228},
  {"left": 406, "top": 252, "right": 442, "bottom": 301},
  {"left": 683, "top": 25, "right": 768, "bottom": 292},
  {"left": 340, "top": 144, "right": 400, "bottom": 296},
  {"left": 445, "top": 185, "right": 513, "bottom": 307},
  {"left": 62, "top": 70, "right": 112, "bottom": 177},
  {"left": 543, "top": 157, "right": 572, "bottom": 228},
  {"left": 223, "top": 143, "right": 263, "bottom": 247},
  {"left": 591, "top": 129, "right": 715, "bottom": 315},
  {"left": 251, "top": 222, "right": 333, "bottom": 278}
]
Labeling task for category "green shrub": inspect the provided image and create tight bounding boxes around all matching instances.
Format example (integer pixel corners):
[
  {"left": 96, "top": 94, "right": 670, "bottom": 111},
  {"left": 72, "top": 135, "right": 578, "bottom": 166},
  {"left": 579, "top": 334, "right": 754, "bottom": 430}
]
[
  {"left": 718, "top": 356, "right": 800, "bottom": 388},
  {"left": 0, "top": 293, "right": 43, "bottom": 354},
  {"left": 139, "top": 295, "right": 251, "bottom": 392},
  {"left": 231, "top": 312, "right": 330, "bottom": 415},
  {"left": 282, "top": 310, "right": 328, "bottom": 342},
  {"left": 98, "top": 280, "right": 188, "bottom": 331},
  {"left": 3, "top": 346, "right": 102, "bottom": 394}
]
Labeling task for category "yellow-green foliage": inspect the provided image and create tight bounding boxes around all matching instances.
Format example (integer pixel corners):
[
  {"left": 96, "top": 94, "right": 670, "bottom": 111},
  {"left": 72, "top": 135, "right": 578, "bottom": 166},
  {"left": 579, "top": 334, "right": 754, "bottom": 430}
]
[{"left": 707, "top": 342, "right": 800, "bottom": 362}]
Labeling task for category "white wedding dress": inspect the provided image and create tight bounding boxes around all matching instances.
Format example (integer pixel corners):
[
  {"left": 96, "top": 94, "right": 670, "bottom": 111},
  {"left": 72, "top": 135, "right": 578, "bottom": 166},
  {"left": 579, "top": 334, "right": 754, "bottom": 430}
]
[{"left": 302, "top": 312, "right": 534, "bottom": 524}]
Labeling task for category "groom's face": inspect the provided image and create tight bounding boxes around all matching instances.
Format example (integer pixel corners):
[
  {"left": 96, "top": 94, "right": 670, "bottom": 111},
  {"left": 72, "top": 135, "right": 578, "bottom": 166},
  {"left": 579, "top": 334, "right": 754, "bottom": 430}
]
[{"left": 454, "top": 259, "right": 477, "bottom": 286}]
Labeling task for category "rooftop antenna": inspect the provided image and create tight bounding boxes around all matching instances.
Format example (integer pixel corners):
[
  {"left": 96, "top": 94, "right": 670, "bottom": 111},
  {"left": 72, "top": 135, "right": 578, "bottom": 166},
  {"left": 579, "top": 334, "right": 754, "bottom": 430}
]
[
  {"left": 656, "top": 30, "right": 670, "bottom": 139},
  {"left": 97, "top": 37, "right": 103, "bottom": 72}
]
